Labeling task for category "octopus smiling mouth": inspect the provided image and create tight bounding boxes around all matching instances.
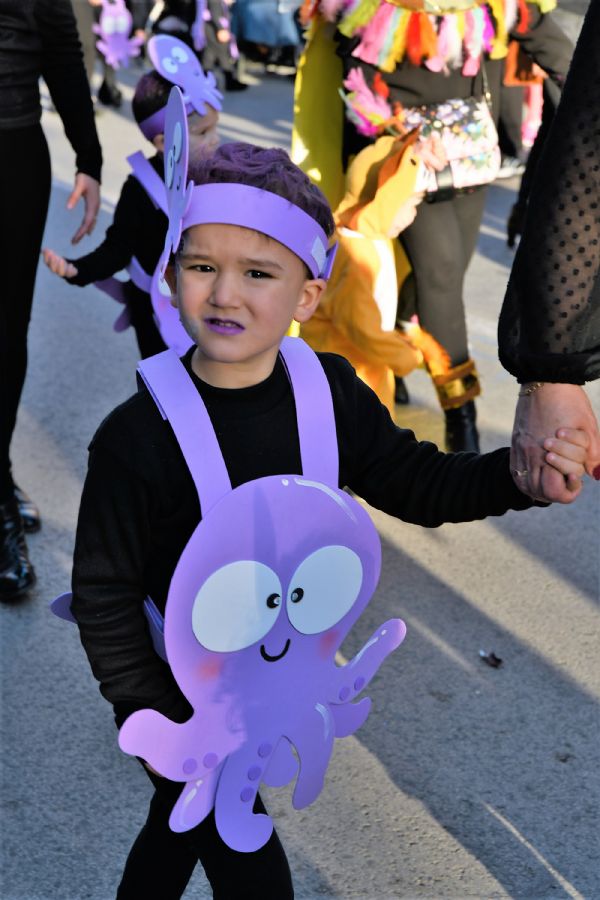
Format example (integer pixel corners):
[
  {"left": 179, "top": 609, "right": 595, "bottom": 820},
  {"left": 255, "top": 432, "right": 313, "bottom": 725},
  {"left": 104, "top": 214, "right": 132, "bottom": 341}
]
[{"left": 260, "top": 639, "right": 290, "bottom": 663}]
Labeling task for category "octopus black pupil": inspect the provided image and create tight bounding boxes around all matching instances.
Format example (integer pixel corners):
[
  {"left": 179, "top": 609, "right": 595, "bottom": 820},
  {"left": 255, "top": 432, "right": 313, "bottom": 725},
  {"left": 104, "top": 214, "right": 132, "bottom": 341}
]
[
  {"left": 291, "top": 588, "right": 304, "bottom": 603},
  {"left": 266, "top": 593, "right": 280, "bottom": 608}
]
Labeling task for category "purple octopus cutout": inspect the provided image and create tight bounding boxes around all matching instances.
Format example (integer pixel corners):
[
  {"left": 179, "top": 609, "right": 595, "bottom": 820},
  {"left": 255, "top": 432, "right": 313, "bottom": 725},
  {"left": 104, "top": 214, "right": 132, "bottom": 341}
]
[
  {"left": 93, "top": 0, "right": 143, "bottom": 70},
  {"left": 118, "top": 341, "right": 406, "bottom": 852},
  {"left": 146, "top": 35, "right": 222, "bottom": 116}
]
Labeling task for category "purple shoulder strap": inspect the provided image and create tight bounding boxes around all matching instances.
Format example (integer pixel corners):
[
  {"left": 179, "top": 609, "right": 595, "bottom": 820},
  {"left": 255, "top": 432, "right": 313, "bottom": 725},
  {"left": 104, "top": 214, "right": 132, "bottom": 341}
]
[
  {"left": 137, "top": 338, "right": 339, "bottom": 513},
  {"left": 138, "top": 350, "right": 231, "bottom": 513},
  {"left": 279, "top": 336, "right": 339, "bottom": 486},
  {"left": 127, "top": 151, "right": 168, "bottom": 214}
]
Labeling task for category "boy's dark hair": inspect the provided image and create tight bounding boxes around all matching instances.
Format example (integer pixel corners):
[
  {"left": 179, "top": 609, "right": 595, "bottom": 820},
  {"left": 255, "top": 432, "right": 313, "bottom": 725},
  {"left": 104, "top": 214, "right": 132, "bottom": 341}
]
[
  {"left": 187, "top": 143, "right": 335, "bottom": 239},
  {"left": 132, "top": 70, "right": 173, "bottom": 125}
]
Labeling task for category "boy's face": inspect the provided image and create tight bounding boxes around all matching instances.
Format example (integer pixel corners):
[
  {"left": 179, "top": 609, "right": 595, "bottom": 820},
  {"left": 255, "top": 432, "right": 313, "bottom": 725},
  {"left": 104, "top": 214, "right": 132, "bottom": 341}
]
[
  {"left": 187, "top": 107, "right": 219, "bottom": 160},
  {"left": 153, "top": 106, "right": 219, "bottom": 159},
  {"left": 166, "top": 223, "right": 325, "bottom": 388}
]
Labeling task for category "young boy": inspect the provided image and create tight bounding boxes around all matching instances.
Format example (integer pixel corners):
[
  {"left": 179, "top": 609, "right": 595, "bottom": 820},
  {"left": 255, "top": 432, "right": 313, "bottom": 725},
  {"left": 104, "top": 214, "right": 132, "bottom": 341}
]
[
  {"left": 42, "top": 36, "right": 222, "bottom": 359},
  {"left": 70, "top": 140, "right": 588, "bottom": 899}
]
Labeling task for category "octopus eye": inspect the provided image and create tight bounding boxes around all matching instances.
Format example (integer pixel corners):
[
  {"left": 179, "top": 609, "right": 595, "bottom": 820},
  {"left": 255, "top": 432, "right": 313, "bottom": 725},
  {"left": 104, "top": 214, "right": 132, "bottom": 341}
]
[
  {"left": 192, "top": 561, "right": 282, "bottom": 652},
  {"left": 287, "top": 546, "right": 363, "bottom": 635}
]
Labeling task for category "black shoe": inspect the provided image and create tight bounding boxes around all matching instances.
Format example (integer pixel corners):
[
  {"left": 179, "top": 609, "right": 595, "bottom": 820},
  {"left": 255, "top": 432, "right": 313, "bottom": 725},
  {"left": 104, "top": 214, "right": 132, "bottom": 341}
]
[
  {"left": 394, "top": 376, "right": 410, "bottom": 405},
  {"left": 97, "top": 79, "right": 123, "bottom": 108},
  {"left": 14, "top": 485, "right": 41, "bottom": 533},
  {"left": 0, "top": 498, "right": 36, "bottom": 601},
  {"left": 444, "top": 401, "right": 480, "bottom": 453},
  {"left": 224, "top": 72, "right": 248, "bottom": 92}
]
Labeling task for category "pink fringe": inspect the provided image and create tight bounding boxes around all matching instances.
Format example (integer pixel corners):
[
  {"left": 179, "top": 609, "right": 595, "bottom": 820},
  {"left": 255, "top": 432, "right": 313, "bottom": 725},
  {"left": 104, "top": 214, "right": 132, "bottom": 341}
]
[{"left": 353, "top": 4, "right": 396, "bottom": 66}]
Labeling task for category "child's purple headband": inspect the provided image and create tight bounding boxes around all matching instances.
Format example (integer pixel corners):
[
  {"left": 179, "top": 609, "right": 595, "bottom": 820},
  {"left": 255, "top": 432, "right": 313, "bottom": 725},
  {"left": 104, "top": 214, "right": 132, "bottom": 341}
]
[
  {"left": 139, "top": 35, "right": 222, "bottom": 141},
  {"left": 161, "top": 87, "right": 337, "bottom": 280}
]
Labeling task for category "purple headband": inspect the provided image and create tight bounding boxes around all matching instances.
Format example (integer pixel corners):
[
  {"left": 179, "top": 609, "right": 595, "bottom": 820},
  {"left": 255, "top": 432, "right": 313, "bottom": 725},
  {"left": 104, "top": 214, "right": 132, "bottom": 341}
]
[
  {"left": 139, "top": 35, "right": 222, "bottom": 141},
  {"left": 160, "top": 86, "right": 337, "bottom": 279},
  {"left": 181, "top": 184, "right": 336, "bottom": 279}
]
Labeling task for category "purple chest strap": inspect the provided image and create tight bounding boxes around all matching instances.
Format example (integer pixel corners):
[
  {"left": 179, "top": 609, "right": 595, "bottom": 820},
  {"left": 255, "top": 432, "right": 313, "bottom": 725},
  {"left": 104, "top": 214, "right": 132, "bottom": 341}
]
[
  {"left": 127, "top": 151, "right": 168, "bottom": 214},
  {"left": 137, "top": 337, "right": 339, "bottom": 514}
]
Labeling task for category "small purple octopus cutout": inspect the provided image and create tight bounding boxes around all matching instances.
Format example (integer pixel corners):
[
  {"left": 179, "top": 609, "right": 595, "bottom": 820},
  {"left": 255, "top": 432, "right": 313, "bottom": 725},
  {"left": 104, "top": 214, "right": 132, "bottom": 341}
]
[{"left": 119, "top": 468, "right": 406, "bottom": 852}]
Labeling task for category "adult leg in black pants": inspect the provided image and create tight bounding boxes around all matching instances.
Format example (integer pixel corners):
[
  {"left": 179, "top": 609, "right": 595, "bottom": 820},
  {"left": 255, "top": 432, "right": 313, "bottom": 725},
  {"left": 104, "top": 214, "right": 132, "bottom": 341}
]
[
  {"left": 400, "top": 188, "right": 487, "bottom": 451},
  {"left": 117, "top": 772, "right": 294, "bottom": 899},
  {"left": 0, "top": 124, "right": 51, "bottom": 599}
]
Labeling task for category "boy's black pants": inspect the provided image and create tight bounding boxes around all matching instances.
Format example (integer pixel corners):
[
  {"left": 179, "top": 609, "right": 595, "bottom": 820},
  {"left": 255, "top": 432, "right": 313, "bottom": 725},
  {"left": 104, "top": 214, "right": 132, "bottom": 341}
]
[{"left": 116, "top": 770, "right": 294, "bottom": 899}]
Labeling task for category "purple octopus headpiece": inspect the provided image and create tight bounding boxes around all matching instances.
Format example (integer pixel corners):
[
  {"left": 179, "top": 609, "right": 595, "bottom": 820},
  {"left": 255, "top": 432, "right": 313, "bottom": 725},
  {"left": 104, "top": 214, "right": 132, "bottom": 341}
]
[
  {"left": 159, "top": 86, "right": 338, "bottom": 280},
  {"left": 139, "top": 35, "right": 223, "bottom": 141}
]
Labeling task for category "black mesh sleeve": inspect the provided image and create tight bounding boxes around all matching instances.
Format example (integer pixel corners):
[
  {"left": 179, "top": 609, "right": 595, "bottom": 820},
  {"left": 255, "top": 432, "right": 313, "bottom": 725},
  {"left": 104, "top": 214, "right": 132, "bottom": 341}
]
[{"left": 498, "top": 0, "right": 600, "bottom": 384}]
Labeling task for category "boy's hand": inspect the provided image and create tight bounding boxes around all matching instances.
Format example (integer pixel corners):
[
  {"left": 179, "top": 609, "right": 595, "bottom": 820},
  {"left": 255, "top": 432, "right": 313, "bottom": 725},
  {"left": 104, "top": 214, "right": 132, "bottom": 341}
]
[
  {"left": 68, "top": 172, "right": 101, "bottom": 244},
  {"left": 42, "top": 248, "right": 78, "bottom": 279},
  {"left": 543, "top": 427, "right": 589, "bottom": 495},
  {"left": 216, "top": 28, "right": 230, "bottom": 42},
  {"left": 510, "top": 383, "right": 600, "bottom": 503}
]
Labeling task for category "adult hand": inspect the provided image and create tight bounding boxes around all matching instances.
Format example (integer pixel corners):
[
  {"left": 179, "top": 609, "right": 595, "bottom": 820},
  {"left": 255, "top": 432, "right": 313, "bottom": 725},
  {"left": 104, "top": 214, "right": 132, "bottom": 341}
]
[
  {"left": 67, "top": 173, "right": 101, "bottom": 244},
  {"left": 510, "top": 382, "right": 600, "bottom": 502},
  {"left": 42, "top": 248, "right": 78, "bottom": 279},
  {"left": 216, "top": 28, "right": 230, "bottom": 43}
]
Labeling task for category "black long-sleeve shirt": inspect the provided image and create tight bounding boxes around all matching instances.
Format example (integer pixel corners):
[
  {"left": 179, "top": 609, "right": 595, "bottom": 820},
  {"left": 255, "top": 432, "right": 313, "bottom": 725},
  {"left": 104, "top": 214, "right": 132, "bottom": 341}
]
[
  {"left": 499, "top": 0, "right": 600, "bottom": 384},
  {"left": 71, "top": 350, "right": 535, "bottom": 729},
  {"left": 0, "top": 0, "right": 102, "bottom": 181}
]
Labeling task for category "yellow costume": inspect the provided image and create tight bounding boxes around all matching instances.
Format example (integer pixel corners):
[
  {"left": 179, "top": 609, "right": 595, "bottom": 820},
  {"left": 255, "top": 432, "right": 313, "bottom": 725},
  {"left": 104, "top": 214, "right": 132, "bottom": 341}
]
[{"left": 302, "top": 135, "right": 447, "bottom": 412}]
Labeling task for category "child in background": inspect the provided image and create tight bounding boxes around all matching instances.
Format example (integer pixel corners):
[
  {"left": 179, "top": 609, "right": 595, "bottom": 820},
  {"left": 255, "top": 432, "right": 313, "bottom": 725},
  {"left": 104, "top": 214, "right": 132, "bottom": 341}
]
[
  {"left": 42, "top": 35, "right": 222, "bottom": 359},
  {"left": 69, "top": 134, "right": 589, "bottom": 898},
  {"left": 301, "top": 131, "right": 451, "bottom": 414}
]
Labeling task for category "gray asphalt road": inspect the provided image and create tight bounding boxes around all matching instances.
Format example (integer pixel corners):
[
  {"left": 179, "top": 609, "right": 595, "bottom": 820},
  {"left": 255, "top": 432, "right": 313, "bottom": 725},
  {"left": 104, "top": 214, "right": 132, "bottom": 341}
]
[{"left": 1, "top": 41, "right": 598, "bottom": 900}]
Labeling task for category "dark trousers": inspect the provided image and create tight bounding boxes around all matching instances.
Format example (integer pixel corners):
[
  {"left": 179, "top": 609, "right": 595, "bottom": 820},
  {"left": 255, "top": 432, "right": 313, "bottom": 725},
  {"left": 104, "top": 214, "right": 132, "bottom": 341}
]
[
  {"left": 116, "top": 771, "right": 294, "bottom": 899},
  {"left": 0, "top": 124, "right": 51, "bottom": 502},
  {"left": 399, "top": 187, "right": 487, "bottom": 367},
  {"left": 202, "top": 24, "right": 235, "bottom": 74}
]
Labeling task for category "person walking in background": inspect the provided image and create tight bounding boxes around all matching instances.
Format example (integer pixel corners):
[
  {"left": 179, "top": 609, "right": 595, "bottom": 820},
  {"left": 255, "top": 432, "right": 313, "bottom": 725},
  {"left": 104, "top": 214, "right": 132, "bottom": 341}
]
[
  {"left": 72, "top": 0, "right": 125, "bottom": 108},
  {"left": 294, "top": 2, "right": 572, "bottom": 452},
  {"left": 151, "top": 0, "right": 247, "bottom": 90},
  {"left": 0, "top": 0, "right": 102, "bottom": 601}
]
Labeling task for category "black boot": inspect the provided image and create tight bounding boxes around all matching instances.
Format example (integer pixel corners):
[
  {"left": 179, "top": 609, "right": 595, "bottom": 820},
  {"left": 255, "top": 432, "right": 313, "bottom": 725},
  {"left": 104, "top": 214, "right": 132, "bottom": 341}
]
[
  {"left": 444, "top": 401, "right": 480, "bottom": 453},
  {"left": 97, "top": 79, "right": 123, "bottom": 108},
  {"left": 0, "top": 498, "right": 36, "bottom": 601},
  {"left": 224, "top": 71, "right": 248, "bottom": 92},
  {"left": 394, "top": 376, "right": 410, "bottom": 405},
  {"left": 14, "top": 485, "right": 41, "bottom": 533}
]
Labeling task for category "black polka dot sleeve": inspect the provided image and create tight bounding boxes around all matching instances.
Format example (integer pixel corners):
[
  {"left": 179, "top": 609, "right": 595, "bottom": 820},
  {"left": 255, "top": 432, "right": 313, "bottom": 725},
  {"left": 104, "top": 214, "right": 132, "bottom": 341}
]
[{"left": 498, "top": 0, "right": 600, "bottom": 385}]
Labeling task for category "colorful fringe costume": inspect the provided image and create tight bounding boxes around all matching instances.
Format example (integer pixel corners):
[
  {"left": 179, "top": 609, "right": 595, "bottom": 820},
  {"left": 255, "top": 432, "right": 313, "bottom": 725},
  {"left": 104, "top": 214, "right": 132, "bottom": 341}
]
[{"left": 300, "top": 0, "right": 555, "bottom": 76}]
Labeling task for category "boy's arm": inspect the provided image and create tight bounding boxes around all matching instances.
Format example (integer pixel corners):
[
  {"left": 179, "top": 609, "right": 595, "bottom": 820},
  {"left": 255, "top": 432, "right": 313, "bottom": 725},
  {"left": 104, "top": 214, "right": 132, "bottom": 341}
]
[
  {"left": 331, "top": 360, "right": 538, "bottom": 526},
  {"left": 71, "top": 443, "right": 190, "bottom": 729}
]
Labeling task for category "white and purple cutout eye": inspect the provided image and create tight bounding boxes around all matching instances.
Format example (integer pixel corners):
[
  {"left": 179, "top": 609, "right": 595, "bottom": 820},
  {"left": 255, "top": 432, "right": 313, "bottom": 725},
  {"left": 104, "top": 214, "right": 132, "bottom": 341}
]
[{"left": 139, "top": 35, "right": 223, "bottom": 141}]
